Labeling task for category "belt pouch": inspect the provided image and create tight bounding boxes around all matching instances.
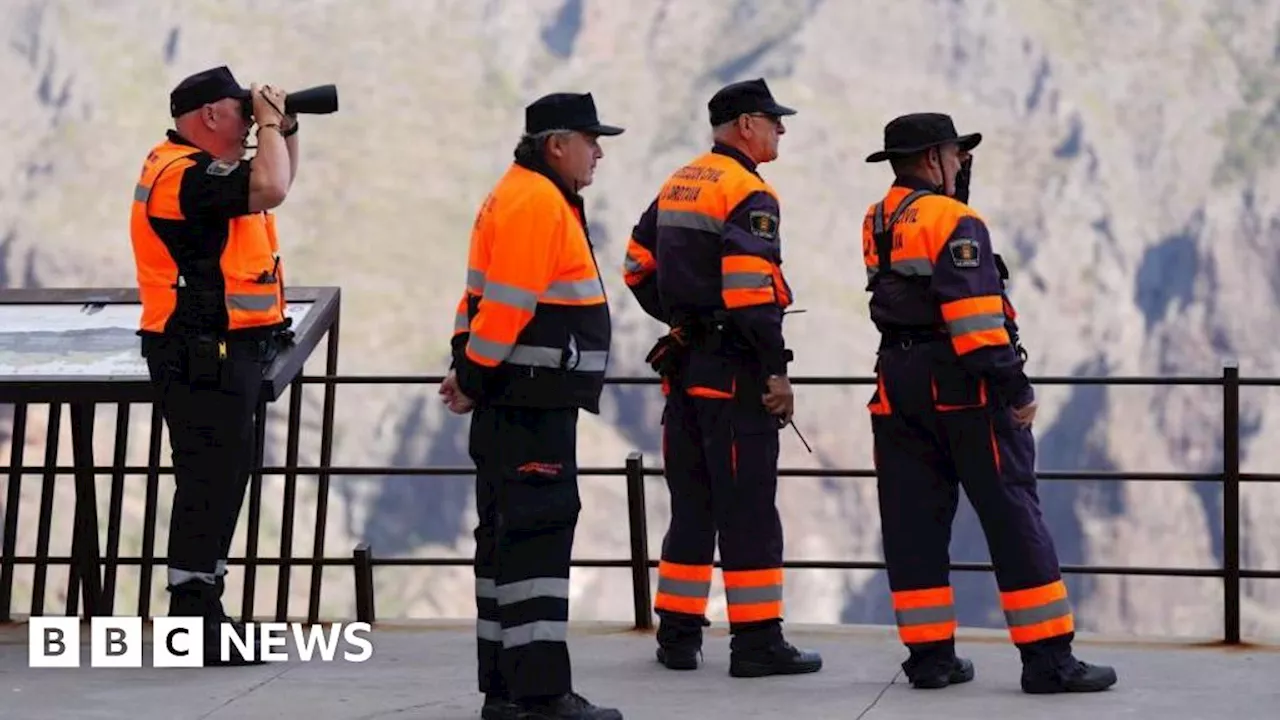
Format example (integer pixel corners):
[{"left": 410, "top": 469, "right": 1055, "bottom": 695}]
[{"left": 186, "top": 333, "right": 224, "bottom": 388}]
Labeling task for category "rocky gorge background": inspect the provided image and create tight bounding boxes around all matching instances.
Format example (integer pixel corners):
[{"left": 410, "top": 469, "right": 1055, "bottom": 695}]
[{"left": 1, "top": 0, "right": 1278, "bottom": 641}]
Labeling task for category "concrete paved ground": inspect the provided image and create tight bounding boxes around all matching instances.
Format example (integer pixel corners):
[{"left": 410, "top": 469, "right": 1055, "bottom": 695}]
[{"left": 0, "top": 620, "right": 1276, "bottom": 719}]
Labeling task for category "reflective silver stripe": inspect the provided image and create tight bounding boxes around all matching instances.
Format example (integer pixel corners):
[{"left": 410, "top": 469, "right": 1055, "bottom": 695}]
[
  {"left": 467, "top": 268, "right": 486, "bottom": 294},
  {"left": 624, "top": 254, "right": 647, "bottom": 274},
  {"left": 865, "top": 259, "right": 934, "bottom": 280},
  {"left": 454, "top": 309, "right": 470, "bottom": 333},
  {"left": 657, "top": 577, "right": 711, "bottom": 598},
  {"left": 946, "top": 312, "right": 1006, "bottom": 336},
  {"left": 506, "top": 345, "right": 608, "bottom": 373},
  {"left": 477, "top": 619, "right": 502, "bottom": 642},
  {"left": 496, "top": 577, "right": 571, "bottom": 607},
  {"left": 483, "top": 280, "right": 539, "bottom": 313},
  {"left": 725, "top": 584, "right": 782, "bottom": 605},
  {"left": 722, "top": 271, "right": 772, "bottom": 290},
  {"left": 227, "top": 294, "right": 278, "bottom": 311},
  {"left": 895, "top": 605, "right": 956, "bottom": 627},
  {"left": 571, "top": 350, "right": 609, "bottom": 372},
  {"left": 134, "top": 183, "right": 151, "bottom": 202},
  {"left": 658, "top": 209, "right": 724, "bottom": 234},
  {"left": 506, "top": 345, "right": 561, "bottom": 367},
  {"left": 1005, "top": 598, "right": 1072, "bottom": 628},
  {"left": 476, "top": 578, "right": 497, "bottom": 599},
  {"left": 543, "top": 278, "right": 604, "bottom": 302},
  {"left": 168, "top": 568, "right": 216, "bottom": 586},
  {"left": 469, "top": 335, "right": 514, "bottom": 364},
  {"left": 503, "top": 620, "right": 568, "bottom": 649}
]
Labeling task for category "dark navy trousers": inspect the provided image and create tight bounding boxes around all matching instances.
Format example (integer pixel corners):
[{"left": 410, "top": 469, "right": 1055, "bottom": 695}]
[
  {"left": 654, "top": 349, "right": 785, "bottom": 651},
  {"left": 471, "top": 405, "right": 580, "bottom": 701},
  {"left": 869, "top": 341, "right": 1074, "bottom": 667}
]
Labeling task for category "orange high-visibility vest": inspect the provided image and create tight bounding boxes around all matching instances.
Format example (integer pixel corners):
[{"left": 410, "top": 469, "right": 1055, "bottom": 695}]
[{"left": 130, "top": 139, "right": 286, "bottom": 336}]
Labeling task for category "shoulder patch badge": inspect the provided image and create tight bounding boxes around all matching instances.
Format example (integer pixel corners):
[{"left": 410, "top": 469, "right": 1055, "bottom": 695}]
[
  {"left": 748, "top": 210, "right": 779, "bottom": 240},
  {"left": 948, "top": 236, "right": 981, "bottom": 268},
  {"left": 205, "top": 159, "right": 240, "bottom": 176}
]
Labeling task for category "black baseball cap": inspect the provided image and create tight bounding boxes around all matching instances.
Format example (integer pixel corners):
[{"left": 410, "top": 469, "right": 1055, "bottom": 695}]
[
  {"left": 169, "top": 65, "right": 251, "bottom": 118},
  {"left": 525, "top": 92, "right": 625, "bottom": 136},
  {"left": 708, "top": 78, "right": 796, "bottom": 126}
]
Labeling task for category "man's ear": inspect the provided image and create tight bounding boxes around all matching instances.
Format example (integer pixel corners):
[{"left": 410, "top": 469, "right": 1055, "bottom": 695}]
[{"left": 547, "top": 134, "right": 565, "bottom": 158}]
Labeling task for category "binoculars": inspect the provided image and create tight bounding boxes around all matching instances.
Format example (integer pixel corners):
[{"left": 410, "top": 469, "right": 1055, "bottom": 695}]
[{"left": 241, "top": 84, "right": 339, "bottom": 120}]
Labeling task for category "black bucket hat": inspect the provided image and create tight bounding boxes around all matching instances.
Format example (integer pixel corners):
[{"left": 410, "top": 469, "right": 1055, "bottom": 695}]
[{"left": 865, "top": 112, "right": 981, "bottom": 163}]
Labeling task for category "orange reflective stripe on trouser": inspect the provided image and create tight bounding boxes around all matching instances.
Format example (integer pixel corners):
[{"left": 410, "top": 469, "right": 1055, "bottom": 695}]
[
  {"left": 721, "top": 255, "right": 777, "bottom": 308},
  {"left": 940, "top": 295, "right": 1010, "bottom": 355},
  {"left": 723, "top": 568, "right": 783, "bottom": 624},
  {"left": 654, "top": 561, "right": 713, "bottom": 616},
  {"left": 1000, "top": 580, "right": 1074, "bottom": 644},
  {"left": 892, "top": 586, "right": 957, "bottom": 644}
]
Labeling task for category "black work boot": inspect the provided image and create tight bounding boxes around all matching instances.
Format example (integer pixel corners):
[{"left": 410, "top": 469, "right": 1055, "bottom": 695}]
[
  {"left": 1022, "top": 654, "right": 1118, "bottom": 694},
  {"left": 728, "top": 625, "right": 823, "bottom": 678},
  {"left": 909, "top": 656, "right": 975, "bottom": 689},
  {"left": 1020, "top": 641, "right": 1117, "bottom": 694},
  {"left": 655, "top": 613, "right": 705, "bottom": 670},
  {"left": 901, "top": 640, "right": 975, "bottom": 689},
  {"left": 514, "top": 691, "right": 623, "bottom": 720},
  {"left": 481, "top": 693, "right": 518, "bottom": 720},
  {"left": 167, "top": 579, "right": 264, "bottom": 667}
]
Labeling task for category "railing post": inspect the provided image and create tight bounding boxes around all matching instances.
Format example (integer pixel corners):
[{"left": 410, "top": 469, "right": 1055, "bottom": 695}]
[
  {"left": 353, "top": 543, "right": 375, "bottom": 625},
  {"left": 625, "top": 451, "right": 653, "bottom": 631},
  {"left": 1222, "top": 362, "right": 1241, "bottom": 645}
]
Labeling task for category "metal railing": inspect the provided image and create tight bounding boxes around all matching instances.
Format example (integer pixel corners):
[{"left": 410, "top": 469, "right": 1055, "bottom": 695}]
[{"left": 2, "top": 362, "right": 1278, "bottom": 644}]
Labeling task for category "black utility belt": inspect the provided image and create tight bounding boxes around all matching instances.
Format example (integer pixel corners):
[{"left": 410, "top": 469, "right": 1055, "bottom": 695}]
[{"left": 879, "top": 327, "right": 947, "bottom": 349}]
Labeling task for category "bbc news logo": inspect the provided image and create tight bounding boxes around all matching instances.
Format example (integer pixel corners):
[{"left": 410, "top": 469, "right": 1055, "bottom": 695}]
[{"left": 28, "top": 617, "right": 374, "bottom": 667}]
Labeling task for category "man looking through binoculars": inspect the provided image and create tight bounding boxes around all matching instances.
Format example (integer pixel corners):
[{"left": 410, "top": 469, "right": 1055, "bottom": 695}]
[{"left": 128, "top": 65, "right": 307, "bottom": 665}]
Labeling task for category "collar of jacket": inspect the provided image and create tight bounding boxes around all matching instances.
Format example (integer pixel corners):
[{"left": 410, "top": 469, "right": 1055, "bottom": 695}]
[
  {"left": 514, "top": 153, "right": 588, "bottom": 225},
  {"left": 711, "top": 142, "right": 759, "bottom": 175},
  {"left": 165, "top": 129, "right": 199, "bottom": 148},
  {"left": 891, "top": 174, "right": 941, "bottom": 193}
]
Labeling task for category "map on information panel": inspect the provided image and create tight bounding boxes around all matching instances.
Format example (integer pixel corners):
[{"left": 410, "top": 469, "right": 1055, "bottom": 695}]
[{"left": 0, "top": 302, "right": 312, "bottom": 378}]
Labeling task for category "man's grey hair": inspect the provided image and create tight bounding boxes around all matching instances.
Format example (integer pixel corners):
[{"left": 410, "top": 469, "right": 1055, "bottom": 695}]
[
  {"left": 513, "top": 128, "right": 575, "bottom": 163},
  {"left": 711, "top": 120, "right": 738, "bottom": 143}
]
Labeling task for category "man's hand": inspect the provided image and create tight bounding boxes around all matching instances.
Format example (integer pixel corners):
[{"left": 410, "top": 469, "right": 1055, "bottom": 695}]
[
  {"left": 439, "top": 370, "right": 475, "bottom": 415},
  {"left": 762, "top": 374, "right": 794, "bottom": 423},
  {"left": 251, "top": 83, "right": 287, "bottom": 127},
  {"left": 1011, "top": 399, "right": 1037, "bottom": 429}
]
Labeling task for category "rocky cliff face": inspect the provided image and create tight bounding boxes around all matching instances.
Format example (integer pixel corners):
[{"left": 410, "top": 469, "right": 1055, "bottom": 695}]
[{"left": 2, "top": 0, "right": 1279, "bottom": 640}]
